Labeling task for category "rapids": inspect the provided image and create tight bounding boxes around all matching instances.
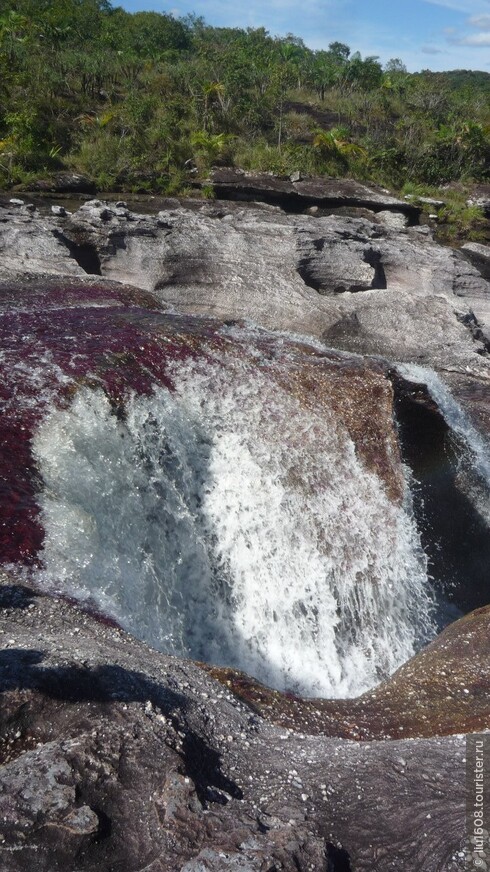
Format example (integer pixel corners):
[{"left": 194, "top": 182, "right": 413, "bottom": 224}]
[
  {"left": 7, "top": 281, "right": 489, "bottom": 699},
  {"left": 32, "top": 353, "right": 434, "bottom": 698}
]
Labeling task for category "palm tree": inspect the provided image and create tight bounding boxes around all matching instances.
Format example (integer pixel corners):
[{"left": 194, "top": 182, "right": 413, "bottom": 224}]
[
  {"left": 313, "top": 127, "right": 367, "bottom": 169},
  {"left": 190, "top": 131, "right": 234, "bottom": 169}
]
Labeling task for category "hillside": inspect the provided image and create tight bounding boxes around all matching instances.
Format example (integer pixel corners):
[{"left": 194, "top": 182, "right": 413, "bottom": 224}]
[{"left": 1, "top": 0, "right": 489, "bottom": 240}]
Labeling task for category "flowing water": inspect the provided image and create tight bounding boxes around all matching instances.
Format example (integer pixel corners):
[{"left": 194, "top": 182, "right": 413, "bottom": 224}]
[
  {"left": 397, "top": 364, "right": 490, "bottom": 492},
  {"left": 31, "top": 352, "right": 435, "bottom": 698},
  {"left": 0, "top": 279, "right": 452, "bottom": 699}
]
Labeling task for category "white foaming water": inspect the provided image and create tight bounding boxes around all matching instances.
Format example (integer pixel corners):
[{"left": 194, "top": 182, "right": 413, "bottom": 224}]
[
  {"left": 33, "top": 359, "right": 435, "bottom": 698},
  {"left": 397, "top": 363, "right": 490, "bottom": 522}
]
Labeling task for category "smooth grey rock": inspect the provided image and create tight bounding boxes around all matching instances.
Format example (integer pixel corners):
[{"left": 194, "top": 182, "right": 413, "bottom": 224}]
[
  {"left": 295, "top": 220, "right": 382, "bottom": 293},
  {"left": 419, "top": 196, "right": 445, "bottom": 208},
  {"left": 452, "top": 246, "right": 490, "bottom": 344},
  {"left": 462, "top": 241, "right": 490, "bottom": 281},
  {"left": 0, "top": 205, "right": 84, "bottom": 280},
  {"left": 0, "top": 198, "right": 489, "bottom": 377},
  {"left": 9, "top": 198, "right": 24, "bottom": 207}
]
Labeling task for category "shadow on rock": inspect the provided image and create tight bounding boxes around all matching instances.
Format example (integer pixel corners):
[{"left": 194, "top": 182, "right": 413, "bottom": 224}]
[
  {"left": 0, "top": 647, "right": 184, "bottom": 709},
  {"left": 0, "top": 648, "right": 244, "bottom": 806},
  {"left": 181, "top": 730, "right": 243, "bottom": 804},
  {"left": 0, "top": 584, "right": 39, "bottom": 610}
]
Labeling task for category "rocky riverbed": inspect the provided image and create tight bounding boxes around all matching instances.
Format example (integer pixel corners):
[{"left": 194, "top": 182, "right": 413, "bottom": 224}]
[{"left": 0, "top": 177, "right": 489, "bottom": 870}]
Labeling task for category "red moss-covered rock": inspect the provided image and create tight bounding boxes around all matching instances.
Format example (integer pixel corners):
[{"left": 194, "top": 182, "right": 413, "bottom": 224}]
[
  {"left": 0, "top": 276, "right": 404, "bottom": 566},
  {"left": 207, "top": 604, "right": 490, "bottom": 740}
]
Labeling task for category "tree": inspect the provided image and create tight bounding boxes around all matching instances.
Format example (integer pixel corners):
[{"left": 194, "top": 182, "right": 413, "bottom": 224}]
[
  {"left": 328, "top": 41, "right": 350, "bottom": 63},
  {"left": 344, "top": 53, "right": 383, "bottom": 91},
  {"left": 385, "top": 58, "right": 407, "bottom": 75},
  {"left": 120, "top": 12, "right": 191, "bottom": 59}
]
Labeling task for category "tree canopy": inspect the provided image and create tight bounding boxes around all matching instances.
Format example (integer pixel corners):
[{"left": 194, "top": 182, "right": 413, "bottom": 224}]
[{"left": 0, "top": 0, "right": 489, "bottom": 202}]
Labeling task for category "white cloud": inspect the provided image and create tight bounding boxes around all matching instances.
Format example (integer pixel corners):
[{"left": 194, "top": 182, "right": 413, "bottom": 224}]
[
  {"left": 422, "top": 0, "right": 490, "bottom": 11},
  {"left": 469, "top": 12, "right": 490, "bottom": 24},
  {"left": 421, "top": 44, "right": 446, "bottom": 52},
  {"left": 457, "top": 29, "right": 490, "bottom": 41}
]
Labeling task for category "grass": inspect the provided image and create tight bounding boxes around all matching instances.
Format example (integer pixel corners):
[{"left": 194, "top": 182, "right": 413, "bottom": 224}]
[{"left": 400, "top": 181, "right": 487, "bottom": 245}]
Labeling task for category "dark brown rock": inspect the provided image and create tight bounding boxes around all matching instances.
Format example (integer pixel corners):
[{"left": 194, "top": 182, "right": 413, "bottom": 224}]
[
  {"left": 0, "top": 573, "right": 468, "bottom": 871},
  {"left": 21, "top": 173, "right": 97, "bottom": 195},
  {"left": 208, "top": 169, "right": 421, "bottom": 220}
]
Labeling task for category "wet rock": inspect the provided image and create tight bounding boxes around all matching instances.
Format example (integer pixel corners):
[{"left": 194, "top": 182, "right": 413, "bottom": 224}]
[
  {"left": 390, "top": 366, "right": 490, "bottom": 610},
  {"left": 441, "top": 370, "right": 490, "bottom": 439},
  {"left": 1, "top": 199, "right": 489, "bottom": 543},
  {"left": 0, "top": 196, "right": 481, "bottom": 872},
  {"left": 0, "top": 276, "right": 404, "bottom": 562},
  {"left": 208, "top": 603, "right": 490, "bottom": 740}
]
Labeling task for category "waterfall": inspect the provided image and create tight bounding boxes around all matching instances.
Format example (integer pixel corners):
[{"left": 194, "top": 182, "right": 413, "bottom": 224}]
[
  {"left": 32, "top": 352, "right": 435, "bottom": 699},
  {"left": 397, "top": 363, "right": 490, "bottom": 526}
]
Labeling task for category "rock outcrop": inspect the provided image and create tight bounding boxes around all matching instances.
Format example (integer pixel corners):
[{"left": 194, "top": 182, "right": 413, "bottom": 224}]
[
  {"left": 208, "top": 602, "right": 490, "bottom": 740},
  {"left": 0, "top": 275, "right": 405, "bottom": 566},
  {"left": 1, "top": 196, "right": 488, "bottom": 376},
  {"left": 207, "top": 169, "right": 422, "bottom": 220},
  {"left": 467, "top": 184, "right": 490, "bottom": 217},
  {"left": 21, "top": 172, "right": 97, "bottom": 195},
  {"left": 0, "top": 572, "right": 468, "bottom": 872},
  {"left": 0, "top": 187, "right": 488, "bottom": 871},
  {"left": 0, "top": 199, "right": 84, "bottom": 279}
]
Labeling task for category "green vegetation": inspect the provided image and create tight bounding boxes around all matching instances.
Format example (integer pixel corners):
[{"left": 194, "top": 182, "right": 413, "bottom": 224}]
[{"left": 1, "top": 0, "right": 489, "bottom": 238}]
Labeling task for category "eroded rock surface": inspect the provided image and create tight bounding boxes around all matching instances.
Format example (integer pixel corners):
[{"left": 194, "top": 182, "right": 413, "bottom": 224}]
[
  {"left": 0, "top": 276, "right": 405, "bottom": 567},
  {"left": 207, "top": 604, "right": 490, "bottom": 740},
  {"left": 1, "top": 196, "right": 488, "bottom": 379},
  {"left": 0, "top": 191, "right": 487, "bottom": 872},
  {"left": 207, "top": 169, "right": 421, "bottom": 220},
  {"left": 0, "top": 574, "right": 468, "bottom": 872}
]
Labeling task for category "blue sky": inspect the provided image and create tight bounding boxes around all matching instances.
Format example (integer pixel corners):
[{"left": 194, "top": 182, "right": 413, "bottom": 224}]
[{"left": 118, "top": 0, "right": 490, "bottom": 72}]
